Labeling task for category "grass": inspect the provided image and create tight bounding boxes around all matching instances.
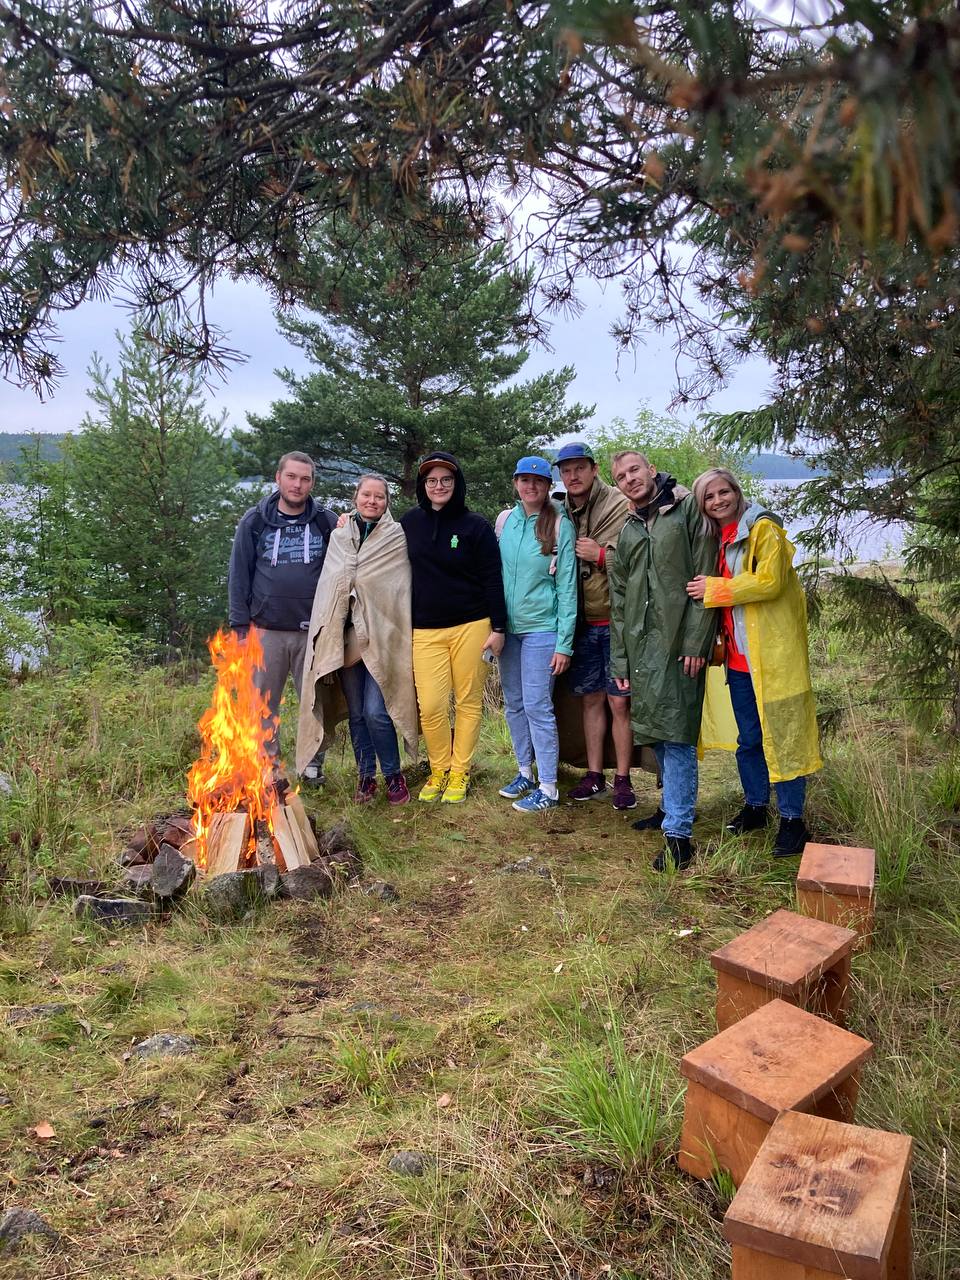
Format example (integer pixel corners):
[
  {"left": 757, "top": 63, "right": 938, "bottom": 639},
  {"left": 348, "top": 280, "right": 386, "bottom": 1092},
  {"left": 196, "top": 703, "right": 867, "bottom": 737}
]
[{"left": 0, "top": 626, "right": 958, "bottom": 1278}]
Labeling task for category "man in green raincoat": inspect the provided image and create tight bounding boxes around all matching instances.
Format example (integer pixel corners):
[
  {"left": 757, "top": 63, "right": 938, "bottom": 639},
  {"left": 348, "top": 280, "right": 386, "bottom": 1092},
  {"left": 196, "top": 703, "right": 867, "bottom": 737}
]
[{"left": 609, "top": 451, "right": 719, "bottom": 871}]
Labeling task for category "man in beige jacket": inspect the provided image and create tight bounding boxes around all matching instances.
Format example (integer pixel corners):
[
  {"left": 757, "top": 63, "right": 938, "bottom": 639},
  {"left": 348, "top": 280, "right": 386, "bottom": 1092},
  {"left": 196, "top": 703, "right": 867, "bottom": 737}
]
[{"left": 556, "top": 442, "right": 635, "bottom": 809}]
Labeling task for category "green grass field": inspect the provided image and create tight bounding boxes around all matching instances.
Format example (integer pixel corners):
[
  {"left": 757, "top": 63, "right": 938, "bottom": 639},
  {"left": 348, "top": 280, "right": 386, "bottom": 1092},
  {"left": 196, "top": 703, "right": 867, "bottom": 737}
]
[{"left": 1, "top": 621, "right": 958, "bottom": 1279}]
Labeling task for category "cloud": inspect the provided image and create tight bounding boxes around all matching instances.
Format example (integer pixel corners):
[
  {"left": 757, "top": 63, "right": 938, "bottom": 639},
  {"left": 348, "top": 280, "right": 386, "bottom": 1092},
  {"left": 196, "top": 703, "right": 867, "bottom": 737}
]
[{"left": 0, "top": 275, "right": 772, "bottom": 438}]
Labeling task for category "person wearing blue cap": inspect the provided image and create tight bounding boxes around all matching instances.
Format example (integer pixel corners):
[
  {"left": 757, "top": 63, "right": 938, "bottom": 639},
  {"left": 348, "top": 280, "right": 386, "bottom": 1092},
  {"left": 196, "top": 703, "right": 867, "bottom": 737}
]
[
  {"left": 494, "top": 456, "right": 578, "bottom": 812},
  {"left": 555, "top": 441, "right": 635, "bottom": 809}
]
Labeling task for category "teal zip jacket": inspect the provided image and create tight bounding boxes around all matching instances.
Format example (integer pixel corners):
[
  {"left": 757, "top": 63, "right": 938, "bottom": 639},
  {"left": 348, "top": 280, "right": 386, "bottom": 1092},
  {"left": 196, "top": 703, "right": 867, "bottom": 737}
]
[{"left": 498, "top": 500, "right": 578, "bottom": 655}]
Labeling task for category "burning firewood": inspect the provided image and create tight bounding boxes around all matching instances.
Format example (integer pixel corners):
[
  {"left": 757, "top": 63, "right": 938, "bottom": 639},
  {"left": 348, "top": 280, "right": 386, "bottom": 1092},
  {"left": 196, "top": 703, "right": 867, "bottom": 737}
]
[{"left": 184, "top": 629, "right": 319, "bottom": 875}]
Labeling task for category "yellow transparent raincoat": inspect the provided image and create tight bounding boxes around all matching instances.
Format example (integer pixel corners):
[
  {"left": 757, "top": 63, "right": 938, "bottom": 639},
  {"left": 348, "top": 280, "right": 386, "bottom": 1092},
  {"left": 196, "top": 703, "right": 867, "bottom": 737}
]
[{"left": 699, "top": 515, "right": 822, "bottom": 783}]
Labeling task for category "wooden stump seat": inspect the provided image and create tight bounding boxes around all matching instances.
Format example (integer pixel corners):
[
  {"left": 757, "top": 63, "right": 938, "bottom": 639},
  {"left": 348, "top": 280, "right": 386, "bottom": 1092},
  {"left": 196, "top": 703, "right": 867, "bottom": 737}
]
[
  {"left": 678, "top": 998, "right": 873, "bottom": 1187},
  {"left": 710, "top": 909, "right": 857, "bottom": 1031},
  {"left": 724, "top": 1110, "right": 912, "bottom": 1279},
  {"left": 797, "top": 844, "right": 876, "bottom": 947}
]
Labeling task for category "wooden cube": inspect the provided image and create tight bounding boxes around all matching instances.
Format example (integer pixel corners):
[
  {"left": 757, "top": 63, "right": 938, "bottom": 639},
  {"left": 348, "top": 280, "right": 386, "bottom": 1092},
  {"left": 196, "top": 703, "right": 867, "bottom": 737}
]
[
  {"left": 711, "top": 909, "right": 857, "bottom": 1031},
  {"left": 797, "top": 844, "right": 876, "bottom": 947},
  {"left": 724, "top": 1110, "right": 912, "bottom": 1279},
  {"left": 678, "top": 998, "right": 873, "bottom": 1187}
]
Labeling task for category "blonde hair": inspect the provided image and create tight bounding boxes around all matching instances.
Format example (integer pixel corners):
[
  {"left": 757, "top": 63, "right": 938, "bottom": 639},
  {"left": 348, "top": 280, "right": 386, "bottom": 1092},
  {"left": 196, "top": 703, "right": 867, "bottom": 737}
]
[{"left": 692, "top": 468, "right": 747, "bottom": 537}]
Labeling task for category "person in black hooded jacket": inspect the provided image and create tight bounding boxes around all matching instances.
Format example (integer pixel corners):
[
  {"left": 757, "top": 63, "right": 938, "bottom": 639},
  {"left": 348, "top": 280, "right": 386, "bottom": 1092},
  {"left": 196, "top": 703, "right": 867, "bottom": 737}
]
[{"left": 399, "top": 451, "right": 507, "bottom": 804}]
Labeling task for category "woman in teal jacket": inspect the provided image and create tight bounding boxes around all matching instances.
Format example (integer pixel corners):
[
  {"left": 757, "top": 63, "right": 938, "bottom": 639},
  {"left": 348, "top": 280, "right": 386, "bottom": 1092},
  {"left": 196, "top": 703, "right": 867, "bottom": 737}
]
[{"left": 496, "top": 456, "right": 577, "bottom": 812}]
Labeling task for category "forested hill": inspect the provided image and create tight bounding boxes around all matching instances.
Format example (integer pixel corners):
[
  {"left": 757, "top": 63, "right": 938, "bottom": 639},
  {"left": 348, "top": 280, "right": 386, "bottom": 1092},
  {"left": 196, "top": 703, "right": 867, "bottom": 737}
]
[
  {"left": 741, "top": 452, "right": 827, "bottom": 480},
  {"left": 0, "top": 431, "right": 64, "bottom": 471}
]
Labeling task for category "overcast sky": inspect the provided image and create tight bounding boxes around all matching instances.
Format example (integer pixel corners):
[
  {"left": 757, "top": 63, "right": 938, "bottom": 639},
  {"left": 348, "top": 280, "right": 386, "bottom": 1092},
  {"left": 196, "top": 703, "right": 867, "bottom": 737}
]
[{"left": 0, "top": 273, "right": 773, "bottom": 442}]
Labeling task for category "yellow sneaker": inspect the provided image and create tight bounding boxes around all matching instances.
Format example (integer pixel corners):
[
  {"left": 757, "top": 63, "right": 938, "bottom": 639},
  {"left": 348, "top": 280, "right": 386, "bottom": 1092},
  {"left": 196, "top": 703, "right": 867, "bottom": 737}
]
[
  {"left": 441, "top": 771, "right": 470, "bottom": 804},
  {"left": 418, "top": 770, "right": 449, "bottom": 803}
]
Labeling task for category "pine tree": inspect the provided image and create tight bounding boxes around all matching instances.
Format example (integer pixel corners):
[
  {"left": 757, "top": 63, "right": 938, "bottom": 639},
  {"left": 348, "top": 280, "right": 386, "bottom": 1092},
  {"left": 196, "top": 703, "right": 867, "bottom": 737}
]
[{"left": 239, "top": 222, "right": 590, "bottom": 515}]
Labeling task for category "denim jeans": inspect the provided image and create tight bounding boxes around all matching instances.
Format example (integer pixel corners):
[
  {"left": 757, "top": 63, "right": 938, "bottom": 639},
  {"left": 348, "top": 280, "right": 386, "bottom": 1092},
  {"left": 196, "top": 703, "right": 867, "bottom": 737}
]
[
  {"left": 652, "top": 742, "right": 699, "bottom": 838},
  {"left": 499, "top": 631, "right": 560, "bottom": 786},
  {"left": 339, "top": 662, "right": 401, "bottom": 779},
  {"left": 727, "top": 668, "right": 806, "bottom": 819}
]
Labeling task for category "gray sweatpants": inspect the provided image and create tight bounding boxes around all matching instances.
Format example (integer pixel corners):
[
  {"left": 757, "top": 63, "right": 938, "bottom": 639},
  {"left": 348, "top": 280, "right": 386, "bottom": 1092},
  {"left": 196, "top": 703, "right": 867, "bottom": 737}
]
[{"left": 251, "top": 626, "right": 320, "bottom": 769}]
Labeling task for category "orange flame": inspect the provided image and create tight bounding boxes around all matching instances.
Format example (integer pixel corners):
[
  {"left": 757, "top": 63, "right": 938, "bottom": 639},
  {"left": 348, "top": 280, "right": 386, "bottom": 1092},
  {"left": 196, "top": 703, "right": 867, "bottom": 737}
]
[{"left": 187, "top": 628, "right": 276, "bottom": 870}]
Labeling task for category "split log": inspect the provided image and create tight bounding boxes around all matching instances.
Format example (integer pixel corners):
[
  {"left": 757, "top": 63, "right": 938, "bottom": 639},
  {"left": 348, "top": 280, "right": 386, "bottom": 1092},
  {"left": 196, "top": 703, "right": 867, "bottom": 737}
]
[{"left": 205, "top": 812, "right": 250, "bottom": 878}]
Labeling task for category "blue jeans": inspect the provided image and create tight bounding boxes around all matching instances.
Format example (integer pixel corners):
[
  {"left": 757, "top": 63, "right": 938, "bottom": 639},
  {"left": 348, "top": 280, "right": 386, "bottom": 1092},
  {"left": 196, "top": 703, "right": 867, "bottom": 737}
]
[
  {"left": 727, "top": 668, "right": 806, "bottom": 819},
  {"left": 653, "top": 742, "right": 698, "bottom": 839},
  {"left": 499, "top": 631, "right": 560, "bottom": 786},
  {"left": 339, "top": 662, "right": 401, "bottom": 779}
]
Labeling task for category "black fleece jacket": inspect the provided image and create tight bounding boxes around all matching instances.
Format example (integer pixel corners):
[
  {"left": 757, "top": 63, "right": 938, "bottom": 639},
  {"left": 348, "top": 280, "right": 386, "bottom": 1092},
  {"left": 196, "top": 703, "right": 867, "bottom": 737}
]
[{"left": 399, "top": 451, "right": 507, "bottom": 631}]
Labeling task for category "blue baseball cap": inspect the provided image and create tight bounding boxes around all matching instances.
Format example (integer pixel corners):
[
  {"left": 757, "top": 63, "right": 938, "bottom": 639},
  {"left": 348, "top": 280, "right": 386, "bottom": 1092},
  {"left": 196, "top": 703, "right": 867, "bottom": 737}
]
[
  {"left": 514, "top": 455, "right": 553, "bottom": 480},
  {"left": 555, "top": 441, "right": 596, "bottom": 464}
]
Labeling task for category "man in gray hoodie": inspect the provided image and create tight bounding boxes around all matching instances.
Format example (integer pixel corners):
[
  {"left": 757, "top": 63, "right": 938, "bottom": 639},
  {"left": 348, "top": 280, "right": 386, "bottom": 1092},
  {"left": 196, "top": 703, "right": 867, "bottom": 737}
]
[{"left": 228, "top": 451, "right": 337, "bottom": 777}]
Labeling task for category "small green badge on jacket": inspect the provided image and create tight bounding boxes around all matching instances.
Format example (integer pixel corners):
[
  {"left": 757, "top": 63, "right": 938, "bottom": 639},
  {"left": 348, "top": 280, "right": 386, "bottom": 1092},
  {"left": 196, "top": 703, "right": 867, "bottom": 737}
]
[{"left": 450, "top": 534, "right": 459, "bottom": 548}]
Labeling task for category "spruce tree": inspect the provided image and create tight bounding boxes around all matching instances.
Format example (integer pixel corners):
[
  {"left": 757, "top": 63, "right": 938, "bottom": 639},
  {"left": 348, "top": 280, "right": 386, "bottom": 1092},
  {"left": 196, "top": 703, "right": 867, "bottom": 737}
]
[{"left": 239, "top": 222, "right": 590, "bottom": 515}]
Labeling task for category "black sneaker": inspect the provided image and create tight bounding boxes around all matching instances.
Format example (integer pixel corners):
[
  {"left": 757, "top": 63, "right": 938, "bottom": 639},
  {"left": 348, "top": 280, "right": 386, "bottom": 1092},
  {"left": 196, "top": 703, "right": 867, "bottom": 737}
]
[
  {"left": 772, "top": 816, "right": 809, "bottom": 858},
  {"left": 632, "top": 806, "right": 666, "bottom": 831},
  {"left": 725, "top": 803, "right": 769, "bottom": 834},
  {"left": 652, "top": 835, "right": 694, "bottom": 872}
]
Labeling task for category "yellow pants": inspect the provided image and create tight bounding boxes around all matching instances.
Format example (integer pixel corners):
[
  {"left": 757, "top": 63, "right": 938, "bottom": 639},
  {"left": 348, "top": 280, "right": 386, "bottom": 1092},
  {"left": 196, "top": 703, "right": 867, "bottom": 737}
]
[{"left": 412, "top": 618, "right": 490, "bottom": 774}]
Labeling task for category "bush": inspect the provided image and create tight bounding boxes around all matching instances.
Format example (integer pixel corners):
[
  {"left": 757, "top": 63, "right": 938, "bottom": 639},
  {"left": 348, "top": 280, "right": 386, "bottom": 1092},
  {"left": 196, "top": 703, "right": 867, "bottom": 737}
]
[{"left": 585, "top": 406, "right": 761, "bottom": 494}]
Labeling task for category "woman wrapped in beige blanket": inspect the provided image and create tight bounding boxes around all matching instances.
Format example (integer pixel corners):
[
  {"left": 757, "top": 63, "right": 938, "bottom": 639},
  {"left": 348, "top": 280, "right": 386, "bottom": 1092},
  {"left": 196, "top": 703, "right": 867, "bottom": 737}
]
[{"left": 297, "top": 474, "right": 418, "bottom": 804}]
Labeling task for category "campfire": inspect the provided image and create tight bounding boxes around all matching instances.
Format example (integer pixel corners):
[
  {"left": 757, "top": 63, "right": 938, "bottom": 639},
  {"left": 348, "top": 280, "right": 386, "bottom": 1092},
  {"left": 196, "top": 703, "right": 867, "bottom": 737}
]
[{"left": 183, "top": 628, "right": 319, "bottom": 876}]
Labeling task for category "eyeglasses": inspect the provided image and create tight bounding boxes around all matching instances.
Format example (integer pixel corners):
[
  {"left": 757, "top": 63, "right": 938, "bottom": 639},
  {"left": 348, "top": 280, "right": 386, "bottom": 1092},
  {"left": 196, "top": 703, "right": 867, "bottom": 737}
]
[{"left": 424, "top": 476, "right": 455, "bottom": 489}]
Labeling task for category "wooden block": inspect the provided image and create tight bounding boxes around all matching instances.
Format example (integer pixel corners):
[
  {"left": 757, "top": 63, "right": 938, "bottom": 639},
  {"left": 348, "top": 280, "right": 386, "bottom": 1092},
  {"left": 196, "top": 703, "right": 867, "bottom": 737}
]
[
  {"left": 678, "top": 999, "right": 873, "bottom": 1186},
  {"left": 711, "top": 909, "right": 856, "bottom": 1030},
  {"left": 271, "top": 805, "right": 310, "bottom": 872},
  {"left": 724, "top": 1110, "right": 912, "bottom": 1279},
  {"left": 797, "top": 844, "right": 876, "bottom": 947},
  {"left": 284, "top": 792, "right": 320, "bottom": 860},
  {"left": 204, "top": 811, "right": 250, "bottom": 878}
]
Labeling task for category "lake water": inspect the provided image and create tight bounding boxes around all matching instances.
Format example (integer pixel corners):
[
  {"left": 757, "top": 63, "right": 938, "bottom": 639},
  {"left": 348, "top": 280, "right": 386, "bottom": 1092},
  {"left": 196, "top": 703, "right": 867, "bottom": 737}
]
[{"left": 764, "top": 479, "right": 906, "bottom": 565}]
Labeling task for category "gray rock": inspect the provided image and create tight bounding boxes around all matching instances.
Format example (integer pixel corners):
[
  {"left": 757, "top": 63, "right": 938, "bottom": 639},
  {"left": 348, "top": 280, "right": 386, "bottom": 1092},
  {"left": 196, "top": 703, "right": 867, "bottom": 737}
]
[
  {"left": 257, "top": 863, "right": 281, "bottom": 898},
  {"left": 0, "top": 1093, "right": 11, "bottom": 1106},
  {"left": 130, "top": 1032, "right": 197, "bottom": 1059},
  {"left": 202, "top": 867, "right": 275, "bottom": 921},
  {"left": 279, "top": 863, "right": 333, "bottom": 901},
  {"left": 0, "top": 772, "right": 12, "bottom": 798},
  {"left": 120, "top": 864, "right": 155, "bottom": 895},
  {"left": 499, "top": 856, "right": 551, "bottom": 878},
  {"left": 74, "top": 895, "right": 154, "bottom": 926},
  {"left": 0, "top": 1206, "right": 60, "bottom": 1252},
  {"left": 150, "top": 843, "right": 196, "bottom": 900},
  {"left": 387, "top": 1150, "right": 429, "bottom": 1177},
  {"left": 6, "top": 1003, "right": 68, "bottom": 1026},
  {"left": 316, "top": 822, "right": 363, "bottom": 880},
  {"left": 364, "top": 880, "right": 399, "bottom": 903}
]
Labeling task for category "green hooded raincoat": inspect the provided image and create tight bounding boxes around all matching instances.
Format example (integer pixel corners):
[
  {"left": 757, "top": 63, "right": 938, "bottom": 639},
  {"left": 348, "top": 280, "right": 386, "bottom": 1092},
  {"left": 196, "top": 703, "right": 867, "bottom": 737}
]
[{"left": 609, "top": 479, "right": 719, "bottom": 746}]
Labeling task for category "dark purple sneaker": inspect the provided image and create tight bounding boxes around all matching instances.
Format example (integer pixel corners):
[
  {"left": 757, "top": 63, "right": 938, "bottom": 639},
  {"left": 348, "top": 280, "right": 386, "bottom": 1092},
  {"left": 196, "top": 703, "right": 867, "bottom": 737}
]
[
  {"left": 612, "top": 774, "right": 636, "bottom": 810},
  {"left": 567, "top": 771, "right": 607, "bottom": 801},
  {"left": 354, "top": 776, "right": 377, "bottom": 804},
  {"left": 386, "top": 772, "right": 410, "bottom": 806}
]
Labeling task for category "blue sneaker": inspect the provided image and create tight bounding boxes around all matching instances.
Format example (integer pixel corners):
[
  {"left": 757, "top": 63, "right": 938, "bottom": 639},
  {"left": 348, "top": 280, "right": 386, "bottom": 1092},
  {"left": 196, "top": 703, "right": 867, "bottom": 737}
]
[
  {"left": 499, "top": 773, "right": 535, "bottom": 799},
  {"left": 512, "top": 787, "right": 559, "bottom": 813}
]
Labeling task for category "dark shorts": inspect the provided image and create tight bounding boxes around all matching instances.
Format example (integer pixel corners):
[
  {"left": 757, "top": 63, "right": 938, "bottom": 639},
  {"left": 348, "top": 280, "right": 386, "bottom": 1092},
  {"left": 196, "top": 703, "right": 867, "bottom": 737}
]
[{"left": 568, "top": 624, "right": 629, "bottom": 698}]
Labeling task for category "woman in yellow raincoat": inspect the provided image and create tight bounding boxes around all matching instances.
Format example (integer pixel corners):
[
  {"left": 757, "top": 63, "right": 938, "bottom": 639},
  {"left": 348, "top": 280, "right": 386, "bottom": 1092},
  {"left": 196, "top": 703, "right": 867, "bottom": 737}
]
[{"left": 687, "top": 468, "right": 821, "bottom": 857}]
